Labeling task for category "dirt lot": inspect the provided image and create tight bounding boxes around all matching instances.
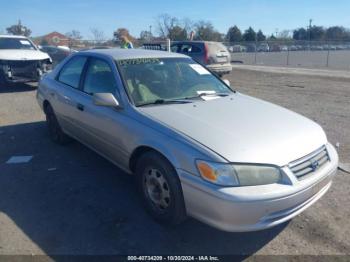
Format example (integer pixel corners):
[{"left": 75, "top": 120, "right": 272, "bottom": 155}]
[{"left": 0, "top": 68, "right": 349, "bottom": 257}]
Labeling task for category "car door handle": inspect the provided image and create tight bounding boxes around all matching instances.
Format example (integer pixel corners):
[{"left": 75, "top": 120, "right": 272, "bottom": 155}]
[{"left": 76, "top": 103, "right": 85, "bottom": 111}]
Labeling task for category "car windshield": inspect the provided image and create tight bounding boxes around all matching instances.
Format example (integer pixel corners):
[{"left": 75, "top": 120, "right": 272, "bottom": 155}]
[
  {"left": 0, "top": 38, "right": 36, "bottom": 50},
  {"left": 117, "top": 57, "right": 233, "bottom": 106}
]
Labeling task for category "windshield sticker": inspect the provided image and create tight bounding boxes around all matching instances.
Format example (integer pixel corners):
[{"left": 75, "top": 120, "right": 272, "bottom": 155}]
[
  {"left": 189, "top": 64, "right": 210, "bottom": 75},
  {"left": 20, "top": 40, "right": 31, "bottom": 45},
  {"left": 117, "top": 58, "right": 160, "bottom": 66}
]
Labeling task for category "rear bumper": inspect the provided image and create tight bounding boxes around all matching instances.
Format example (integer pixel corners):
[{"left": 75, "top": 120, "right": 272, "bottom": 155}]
[
  {"left": 178, "top": 144, "right": 338, "bottom": 232},
  {"left": 207, "top": 63, "right": 232, "bottom": 74}
]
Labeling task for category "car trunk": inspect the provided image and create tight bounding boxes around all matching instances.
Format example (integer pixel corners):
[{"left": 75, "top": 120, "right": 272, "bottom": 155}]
[{"left": 207, "top": 42, "right": 231, "bottom": 64}]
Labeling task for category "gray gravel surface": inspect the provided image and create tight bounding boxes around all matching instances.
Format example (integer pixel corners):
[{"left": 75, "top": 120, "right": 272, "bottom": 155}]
[{"left": 0, "top": 69, "right": 349, "bottom": 256}]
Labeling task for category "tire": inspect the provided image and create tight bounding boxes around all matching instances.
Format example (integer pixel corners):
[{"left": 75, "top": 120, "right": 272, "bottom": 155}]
[
  {"left": 45, "top": 104, "right": 71, "bottom": 145},
  {"left": 0, "top": 71, "right": 7, "bottom": 86},
  {"left": 136, "top": 152, "right": 187, "bottom": 225}
]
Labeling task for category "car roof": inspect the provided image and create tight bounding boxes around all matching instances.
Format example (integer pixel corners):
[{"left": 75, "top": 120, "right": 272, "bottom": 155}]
[
  {"left": 81, "top": 48, "right": 189, "bottom": 60},
  {"left": 0, "top": 35, "right": 29, "bottom": 39}
]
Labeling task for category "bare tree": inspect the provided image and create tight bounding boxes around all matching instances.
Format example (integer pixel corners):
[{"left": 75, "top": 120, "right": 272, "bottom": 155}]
[
  {"left": 278, "top": 30, "right": 291, "bottom": 39},
  {"left": 65, "top": 30, "right": 82, "bottom": 48},
  {"left": 182, "top": 18, "right": 194, "bottom": 34},
  {"left": 156, "top": 14, "right": 179, "bottom": 38},
  {"left": 193, "top": 21, "right": 222, "bottom": 41},
  {"left": 66, "top": 30, "right": 82, "bottom": 40},
  {"left": 140, "top": 30, "right": 153, "bottom": 41},
  {"left": 90, "top": 28, "right": 105, "bottom": 44}
]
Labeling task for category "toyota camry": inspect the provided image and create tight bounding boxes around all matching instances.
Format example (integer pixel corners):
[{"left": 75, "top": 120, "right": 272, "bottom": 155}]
[{"left": 36, "top": 49, "right": 338, "bottom": 232}]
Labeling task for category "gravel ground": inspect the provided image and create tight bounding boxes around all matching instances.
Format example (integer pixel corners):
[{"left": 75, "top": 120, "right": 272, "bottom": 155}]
[{"left": 0, "top": 68, "right": 349, "bottom": 257}]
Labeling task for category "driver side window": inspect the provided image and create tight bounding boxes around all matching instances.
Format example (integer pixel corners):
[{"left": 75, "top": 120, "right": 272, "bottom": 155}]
[{"left": 83, "top": 58, "right": 117, "bottom": 95}]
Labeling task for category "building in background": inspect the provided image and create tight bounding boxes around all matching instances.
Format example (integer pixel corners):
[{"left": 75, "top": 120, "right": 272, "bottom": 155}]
[{"left": 33, "top": 32, "right": 70, "bottom": 46}]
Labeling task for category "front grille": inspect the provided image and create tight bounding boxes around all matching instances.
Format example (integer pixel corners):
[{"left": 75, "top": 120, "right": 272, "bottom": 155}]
[
  {"left": 289, "top": 146, "right": 330, "bottom": 180},
  {"left": 7, "top": 61, "right": 39, "bottom": 78}
]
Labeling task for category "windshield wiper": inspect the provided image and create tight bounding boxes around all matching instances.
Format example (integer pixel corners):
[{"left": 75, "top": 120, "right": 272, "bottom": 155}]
[
  {"left": 185, "top": 92, "right": 230, "bottom": 100},
  {"left": 137, "top": 99, "right": 192, "bottom": 107}
]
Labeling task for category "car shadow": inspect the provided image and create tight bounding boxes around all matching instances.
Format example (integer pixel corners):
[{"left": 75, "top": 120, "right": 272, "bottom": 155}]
[
  {"left": 0, "top": 121, "right": 288, "bottom": 256},
  {"left": 0, "top": 82, "right": 37, "bottom": 93}
]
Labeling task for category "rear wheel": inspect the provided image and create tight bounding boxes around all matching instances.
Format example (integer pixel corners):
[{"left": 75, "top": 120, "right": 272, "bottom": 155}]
[
  {"left": 136, "top": 152, "right": 187, "bottom": 225},
  {"left": 45, "top": 104, "right": 71, "bottom": 145}
]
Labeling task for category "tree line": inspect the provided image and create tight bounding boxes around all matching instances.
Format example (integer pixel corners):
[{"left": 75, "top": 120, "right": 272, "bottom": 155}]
[
  {"left": 4, "top": 17, "right": 350, "bottom": 44},
  {"left": 293, "top": 26, "right": 350, "bottom": 41}
]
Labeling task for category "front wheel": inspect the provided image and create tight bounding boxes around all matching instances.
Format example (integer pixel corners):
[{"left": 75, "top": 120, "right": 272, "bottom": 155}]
[{"left": 136, "top": 152, "right": 187, "bottom": 225}]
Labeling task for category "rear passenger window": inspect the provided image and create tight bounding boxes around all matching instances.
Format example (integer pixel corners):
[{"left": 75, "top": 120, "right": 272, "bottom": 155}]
[
  {"left": 180, "top": 44, "right": 202, "bottom": 53},
  {"left": 58, "top": 56, "right": 87, "bottom": 88},
  {"left": 83, "top": 58, "right": 116, "bottom": 94}
]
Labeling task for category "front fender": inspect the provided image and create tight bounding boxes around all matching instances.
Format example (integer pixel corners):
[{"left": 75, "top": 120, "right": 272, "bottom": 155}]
[{"left": 128, "top": 125, "right": 224, "bottom": 177}]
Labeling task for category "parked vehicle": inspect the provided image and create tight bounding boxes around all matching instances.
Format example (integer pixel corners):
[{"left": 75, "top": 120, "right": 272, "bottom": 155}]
[
  {"left": 229, "top": 45, "right": 246, "bottom": 53},
  {"left": 311, "top": 45, "right": 324, "bottom": 51},
  {"left": 296, "top": 45, "right": 304, "bottom": 51},
  {"left": 257, "top": 43, "right": 270, "bottom": 52},
  {"left": 37, "top": 49, "right": 338, "bottom": 232},
  {"left": 280, "top": 45, "right": 288, "bottom": 51},
  {"left": 269, "top": 44, "right": 280, "bottom": 52},
  {"left": 246, "top": 43, "right": 257, "bottom": 53},
  {"left": 143, "top": 42, "right": 167, "bottom": 51},
  {"left": 289, "top": 45, "right": 298, "bottom": 51},
  {"left": 336, "top": 45, "right": 347, "bottom": 50},
  {"left": 270, "top": 44, "right": 288, "bottom": 52},
  {"left": 171, "top": 41, "right": 232, "bottom": 76},
  {"left": 0, "top": 35, "right": 52, "bottom": 84},
  {"left": 39, "top": 45, "right": 74, "bottom": 66}
]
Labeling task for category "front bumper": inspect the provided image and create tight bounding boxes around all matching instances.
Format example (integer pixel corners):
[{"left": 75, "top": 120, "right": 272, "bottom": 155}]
[
  {"left": 178, "top": 143, "right": 338, "bottom": 232},
  {"left": 0, "top": 59, "right": 52, "bottom": 83}
]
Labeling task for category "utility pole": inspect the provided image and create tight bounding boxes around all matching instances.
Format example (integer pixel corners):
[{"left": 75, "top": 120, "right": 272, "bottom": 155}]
[
  {"left": 308, "top": 19, "right": 313, "bottom": 50},
  {"left": 149, "top": 25, "right": 152, "bottom": 40}
]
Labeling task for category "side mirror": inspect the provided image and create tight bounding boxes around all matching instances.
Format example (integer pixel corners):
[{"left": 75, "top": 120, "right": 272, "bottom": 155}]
[
  {"left": 93, "top": 93, "right": 122, "bottom": 109},
  {"left": 223, "top": 79, "right": 230, "bottom": 87}
]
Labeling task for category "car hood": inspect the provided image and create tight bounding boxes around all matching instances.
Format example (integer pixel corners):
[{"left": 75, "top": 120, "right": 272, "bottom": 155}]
[
  {"left": 0, "top": 49, "right": 50, "bottom": 61},
  {"left": 139, "top": 93, "right": 327, "bottom": 166}
]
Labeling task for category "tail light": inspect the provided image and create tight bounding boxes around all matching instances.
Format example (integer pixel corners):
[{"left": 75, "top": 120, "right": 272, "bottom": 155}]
[{"left": 204, "top": 43, "right": 209, "bottom": 64}]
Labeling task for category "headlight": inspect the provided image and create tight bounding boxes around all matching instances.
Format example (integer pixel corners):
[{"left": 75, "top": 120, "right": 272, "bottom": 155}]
[
  {"left": 196, "top": 160, "right": 239, "bottom": 186},
  {"left": 196, "top": 160, "right": 281, "bottom": 187}
]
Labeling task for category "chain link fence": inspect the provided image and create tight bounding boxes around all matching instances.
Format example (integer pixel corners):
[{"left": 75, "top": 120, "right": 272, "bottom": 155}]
[
  {"left": 49, "top": 39, "right": 350, "bottom": 70},
  {"left": 222, "top": 40, "right": 350, "bottom": 70}
]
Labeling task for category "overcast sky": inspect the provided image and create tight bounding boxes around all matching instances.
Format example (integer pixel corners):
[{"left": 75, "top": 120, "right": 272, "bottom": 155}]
[{"left": 1, "top": 0, "right": 349, "bottom": 38}]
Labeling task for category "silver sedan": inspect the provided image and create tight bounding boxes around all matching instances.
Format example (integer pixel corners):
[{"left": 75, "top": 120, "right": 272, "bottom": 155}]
[{"left": 37, "top": 49, "right": 338, "bottom": 232}]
